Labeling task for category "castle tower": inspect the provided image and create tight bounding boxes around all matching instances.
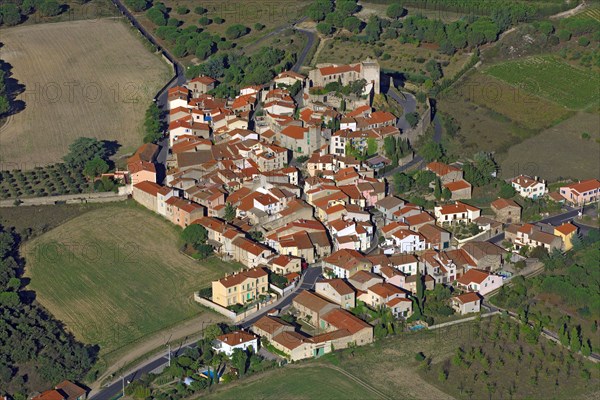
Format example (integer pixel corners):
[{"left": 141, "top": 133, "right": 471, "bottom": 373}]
[{"left": 361, "top": 58, "right": 381, "bottom": 94}]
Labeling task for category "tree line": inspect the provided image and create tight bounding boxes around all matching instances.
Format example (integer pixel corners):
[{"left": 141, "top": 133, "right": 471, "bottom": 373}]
[
  {"left": 0, "top": 226, "right": 97, "bottom": 397},
  {"left": 0, "top": 0, "right": 63, "bottom": 27}
]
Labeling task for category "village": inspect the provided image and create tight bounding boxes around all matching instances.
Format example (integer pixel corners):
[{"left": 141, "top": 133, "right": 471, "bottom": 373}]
[
  {"left": 23, "top": 52, "right": 600, "bottom": 400},
  {"left": 97, "top": 57, "right": 597, "bottom": 370}
]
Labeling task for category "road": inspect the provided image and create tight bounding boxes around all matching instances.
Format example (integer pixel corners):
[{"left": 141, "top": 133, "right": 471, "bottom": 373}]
[
  {"left": 292, "top": 28, "right": 317, "bottom": 73},
  {"left": 90, "top": 265, "right": 322, "bottom": 400}
]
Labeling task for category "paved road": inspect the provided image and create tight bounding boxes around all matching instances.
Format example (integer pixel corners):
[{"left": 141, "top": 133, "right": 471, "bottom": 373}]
[
  {"left": 292, "top": 28, "right": 317, "bottom": 73},
  {"left": 91, "top": 265, "right": 322, "bottom": 400},
  {"left": 387, "top": 90, "right": 416, "bottom": 132}
]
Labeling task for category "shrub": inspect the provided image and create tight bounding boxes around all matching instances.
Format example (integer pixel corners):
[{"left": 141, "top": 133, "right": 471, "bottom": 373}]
[
  {"left": 557, "top": 29, "right": 571, "bottom": 42},
  {"left": 415, "top": 352, "right": 426, "bottom": 361},
  {"left": 254, "top": 23, "right": 265, "bottom": 31},
  {"left": 317, "top": 22, "right": 334, "bottom": 35},
  {"left": 214, "top": 16, "right": 224, "bottom": 24},
  {"left": 176, "top": 6, "right": 189, "bottom": 15},
  {"left": 578, "top": 36, "right": 590, "bottom": 47},
  {"left": 198, "top": 17, "right": 211, "bottom": 26},
  {"left": 194, "top": 6, "right": 207, "bottom": 15},
  {"left": 225, "top": 24, "right": 249, "bottom": 40}
]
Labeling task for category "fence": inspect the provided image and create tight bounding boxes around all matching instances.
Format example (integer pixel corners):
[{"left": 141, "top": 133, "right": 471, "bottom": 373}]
[
  {"left": 269, "top": 281, "right": 297, "bottom": 297},
  {"left": 193, "top": 293, "right": 277, "bottom": 323},
  {"left": 0, "top": 192, "right": 128, "bottom": 207}
]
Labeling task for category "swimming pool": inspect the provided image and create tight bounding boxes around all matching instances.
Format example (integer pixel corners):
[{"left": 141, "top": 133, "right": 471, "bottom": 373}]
[{"left": 409, "top": 324, "right": 426, "bottom": 331}]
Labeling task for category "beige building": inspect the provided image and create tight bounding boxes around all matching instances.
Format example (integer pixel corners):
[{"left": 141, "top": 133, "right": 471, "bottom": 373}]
[
  {"left": 132, "top": 181, "right": 162, "bottom": 212},
  {"left": 315, "top": 279, "right": 356, "bottom": 309},
  {"left": 268, "top": 255, "right": 302, "bottom": 275},
  {"left": 450, "top": 292, "right": 481, "bottom": 315},
  {"left": 211, "top": 267, "right": 269, "bottom": 307},
  {"left": 293, "top": 290, "right": 339, "bottom": 325},
  {"left": 251, "top": 315, "right": 295, "bottom": 341},
  {"left": 309, "top": 59, "right": 381, "bottom": 94},
  {"left": 490, "top": 198, "right": 522, "bottom": 224},
  {"left": 231, "top": 237, "right": 273, "bottom": 268}
]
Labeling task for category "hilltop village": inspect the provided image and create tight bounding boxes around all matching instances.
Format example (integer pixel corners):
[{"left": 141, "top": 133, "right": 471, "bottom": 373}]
[{"left": 122, "top": 59, "right": 599, "bottom": 362}]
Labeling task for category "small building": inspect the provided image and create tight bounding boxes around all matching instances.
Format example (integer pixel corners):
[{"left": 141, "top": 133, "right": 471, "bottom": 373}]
[
  {"left": 490, "top": 198, "right": 521, "bottom": 224},
  {"left": 460, "top": 241, "right": 505, "bottom": 272},
  {"left": 426, "top": 162, "right": 463, "bottom": 184},
  {"left": 315, "top": 279, "right": 356, "bottom": 309},
  {"left": 268, "top": 254, "right": 302, "bottom": 275},
  {"left": 434, "top": 202, "right": 481, "bottom": 225},
  {"left": 456, "top": 269, "right": 503, "bottom": 296},
  {"left": 450, "top": 292, "right": 481, "bottom": 315},
  {"left": 187, "top": 75, "right": 217, "bottom": 96},
  {"left": 559, "top": 179, "right": 600, "bottom": 206},
  {"left": 511, "top": 175, "right": 547, "bottom": 199},
  {"left": 251, "top": 315, "right": 295, "bottom": 341},
  {"left": 292, "top": 290, "right": 339, "bottom": 324},
  {"left": 348, "top": 270, "right": 383, "bottom": 291},
  {"left": 554, "top": 222, "right": 578, "bottom": 251},
  {"left": 33, "top": 381, "right": 87, "bottom": 400},
  {"left": 213, "top": 330, "right": 259, "bottom": 356},
  {"left": 443, "top": 180, "right": 472, "bottom": 200},
  {"left": 211, "top": 267, "right": 269, "bottom": 307}
]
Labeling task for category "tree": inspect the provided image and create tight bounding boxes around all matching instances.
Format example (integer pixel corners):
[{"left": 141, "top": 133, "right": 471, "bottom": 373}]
[
  {"left": 39, "top": 0, "right": 62, "bottom": 17},
  {"left": 146, "top": 7, "right": 167, "bottom": 26},
  {"left": 224, "top": 203, "right": 236, "bottom": 222},
  {"left": 343, "top": 16, "right": 362, "bottom": 33},
  {"left": 0, "top": 95, "right": 9, "bottom": 116},
  {"left": 203, "top": 324, "right": 223, "bottom": 342},
  {"left": 181, "top": 224, "right": 208, "bottom": 247},
  {"left": 83, "top": 157, "right": 109, "bottom": 178},
  {"left": 231, "top": 348, "right": 249, "bottom": 376},
  {"left": 405, "top": 112, "right": 420, "bottom": 128},
  {"left": 499, "top": 181, "right": 516, "bottom": 198},
  {"left": 0, "top": 4, "right": 21, "bottom": 26},
  {"left": 225, "top": 24, "right": 250, "bottom": 40},
  {"left": 581, "top": 339, "right": 592, "bottom": 357},
  {"left": 570, "top": 327, "right": 581, "bottom": 352},
  {"left": 365, "top": 14, "right": 382, "bottom": 42},
  {"left": 367, "top": 138, "right": 378, "bottom": 156},
  {"left": 442, "top": 187, "right": 452, "bottom": 200},
  {"left": 433, "top": 178, "right": 442, "bottom": 200},
  {"left": 63, "top": 137, "right": 110, "bottom": 169},
  {"left": 307, "top": 0, "right": 334, "bottom": 22},
  {"left": 386, "top": 3, "right": 405, "bottom": 19},
  {"left": 393, "top": 173, "right": 412, "bottom": 194},
  {"left": 418, "top": 141, "right": 443, "bottom": 162},
  {"left": 317, "top": 22, "right": 334, "bottom": 35}
]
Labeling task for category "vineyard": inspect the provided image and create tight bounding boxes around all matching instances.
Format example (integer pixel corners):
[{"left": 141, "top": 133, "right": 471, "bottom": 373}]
[{"left": 485, "top": 56, "right": 599, "bottom": 110}]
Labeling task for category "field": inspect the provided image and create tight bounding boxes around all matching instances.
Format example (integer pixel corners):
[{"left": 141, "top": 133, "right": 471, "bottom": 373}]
[
  {"left": 132, "top": 0, "right": 311, "bottom": 63},
  {"left": 204, "top": 318, "right": 599, "bottom": 400},
  {"left": 498, "top": 112, "right": 600, "bottom": 180},
  {"left": 485, "top": 56, "right": 600, "bottom": 110},
  {"left": 204, "top": 366, "right": 381, "bottom": 400},
  {"left": 22, "top": 203, "right": 242, "bottom": 361},
  {"left": 0, "top": 19, "right": 171, "bottom": 167}
]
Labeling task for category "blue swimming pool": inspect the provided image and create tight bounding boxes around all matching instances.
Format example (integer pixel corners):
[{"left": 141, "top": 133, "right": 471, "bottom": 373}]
[{"left": 410, "top": 324, "right": 426, "bottom": 331}]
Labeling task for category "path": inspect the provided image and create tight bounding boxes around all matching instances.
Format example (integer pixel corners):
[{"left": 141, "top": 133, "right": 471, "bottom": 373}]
[
  {"left": 550, "top": 1, "right": 590, "bottom": 19},
  {"left": 0, "top": 192, "right": 127, "bottom": 207}
]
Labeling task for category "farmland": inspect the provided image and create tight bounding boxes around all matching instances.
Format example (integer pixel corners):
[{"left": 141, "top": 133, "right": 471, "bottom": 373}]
[
  {"left": 485, "top": 56, "right": 600, "bottom": 110},
  {"left": 0, "top": 19, "right": 171, "bottom": 167},
  {"left": 498, "top": 112, "right": 600, "bottom": 180},
  {"left": 22, "top": 203, "right": 242, "bottom": 363}
]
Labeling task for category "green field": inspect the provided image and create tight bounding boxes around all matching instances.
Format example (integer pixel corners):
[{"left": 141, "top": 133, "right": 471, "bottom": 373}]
[
  {"left": 485, "top": 56, "right": 600, "bottom": 110},
  {"left": 204, "top": 366, "right": 381, "bottom": 400},
  {"left": 22, "top": 204, "right": 242, "bottom": 359}
]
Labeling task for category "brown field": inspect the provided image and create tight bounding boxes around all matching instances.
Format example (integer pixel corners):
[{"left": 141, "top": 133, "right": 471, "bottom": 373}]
[
  {"left": 498, "top": 112, "right": 600, "bottom": 180},
  {"left": 0, "top": 19, "right": 171, "bottom": 168}
]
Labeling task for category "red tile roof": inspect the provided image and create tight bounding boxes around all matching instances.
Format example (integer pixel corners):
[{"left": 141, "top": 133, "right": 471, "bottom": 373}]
[
  {"left": 457, "top": 269, "right": 490, "bottom": 285},
  {"left": 133, "top": 181, "right": 163, "bottom": 196},
  {"left": 427, "top": 162, "right": 461, "bottom": 176},
  {"left": 321, "top": 308, "right": 371, "bottom": 334},
  {"left": 555, "top": 222, "right": 578, "bottom": 236},
  {"left": 491, "top": 198, "right": 520, "bottom": 210},
  {"left": 319, "top": 63, "right": 361, "bottom": 76},
  {"left": 453, "top": 292, "right": 481, "bottom": 304},
  {"left": 444, "top": 179, "right": 471, "bottom": 191},
  {"left": 562, "top": 179, "right": 600, "bottom": 194},
  {"left": 216, "top": 330, "right": 257, "bottom": 345}
]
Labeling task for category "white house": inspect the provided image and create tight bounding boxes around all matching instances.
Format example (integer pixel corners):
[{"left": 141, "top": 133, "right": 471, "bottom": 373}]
[
  {"left": 434, "top": 202, "right": 481, "bottom": 225},
  {"left": 382, "top": 229, "right": 426, "bottom": 254},
  {"left": 212, "top": 331, "right": 259, "bottom": 357},
  {"left": 450, "top": 292, "right": 481, "bottom": 315},
  {"left": 456, "top": 269, "right": 503, "bottom": 296},
  {"left": 389, "top": 254, "right": 420, "bottom": 275},
  {"left": 510, "top": 175, "right": 547, "bottom": 199}
]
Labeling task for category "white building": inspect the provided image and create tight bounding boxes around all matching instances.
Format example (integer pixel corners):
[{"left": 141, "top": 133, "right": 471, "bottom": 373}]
[
  {"left": 434, "top": 202, "right": 481, "bottom": 225},
  {"left": 511, "top": 175, "right": 547, "bottom": 199},
  {"left": 212, "top": 331, "right": 259, "bottom": 357}
]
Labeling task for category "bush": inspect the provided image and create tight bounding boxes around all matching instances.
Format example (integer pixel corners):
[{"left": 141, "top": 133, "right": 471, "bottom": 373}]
[
  {"left": 198, "top": 17, "right": 211, "bottom": 26},
  {"left": 176, "top": 6, "right": 189, "bottom": 15},
  {"left": 39, "top": 0, "right": 62, "bottom": 17},
  {"left": 225, "top": 24, "right": 250, "bottom": 40},
  {"left": 214, "top": 16, "right": 225, "bottom": 24},
  {"left": 254, "top": 23, "right": 265, "bottom": 31},
  {"left": 317, "top": 22, "right": 334, "bottom": 35},
  {"left": 415, "top": 352, "right": 426, "bottom": 361},
  {"left": 194, "top": 6, "right": 207, "bottom": 15},
  {"left": 578, "top": 36, "right": 590, "bottom": 47},
  {"left": 557, "top": 29, "right": 571, "bottom": 42}
]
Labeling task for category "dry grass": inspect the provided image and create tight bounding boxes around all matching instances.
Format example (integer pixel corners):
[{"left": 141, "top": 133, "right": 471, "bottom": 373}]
[
  {"left": 498, "top": 112, "right": 600, "bottom": 180},
  {"left": 0, "top": 19, "right": 171, "bottom": 167},
  {"left": 22, "top": 203, "right": 242, "bottom": 359}
]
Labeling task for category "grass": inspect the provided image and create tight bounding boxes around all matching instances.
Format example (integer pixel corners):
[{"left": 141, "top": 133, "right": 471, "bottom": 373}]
[
  {"left": 0, "top": 19, "right": 171, "bottom": 167},
  {"left": 498, "top": 112, "right": 600, "bottom": 180},
  {"left": 21, "top": 203, "right": 243, "bottom": 359},
  {"left": 203, "top": 365, "right": 381, "bottom": 400},
  {"left": 485, "top": 56, "right": 600, "bottom": 110}
]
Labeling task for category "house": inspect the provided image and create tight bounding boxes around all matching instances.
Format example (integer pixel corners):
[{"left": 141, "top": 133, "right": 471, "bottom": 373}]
[
  {"left": 132, "top": 181, "right": 162, "bottom": 212},
  {"left": 388, "top": 254, "right": 420, "bottom": 275},
  {"left": 418, "top": 224, "right": 451, "bottom": 250},
  {"left": 375, "top": 195, "right": 405, "bottom": 221},
  {"left": 554, "top": 222, "right": 578, "bottom": 251},
  {"left": 213, "top": 330, "right": 259, "bottom": 356},
  {"left": 211, "top": 267, "right": 269, "bottom": 307},
  {"left": 322, "top": 249, "right": 372, "bottom": 279},
  {"left": 33, "top": 381, "right": 87, "bottom": 400},
  {"left": 268, "top": 254, "right": 302, "bottom": 275},
  {"left": 165, "top": 197, "right": 204, "bottom": 228},
  {"left": 456, "top": 269, "right": 503, "bottom": 296},
  {"left": 559, "top": 179, "right": 600, "bottom": 206},
  {"left": 443, "top": 180, "right": 472, "bottom": 200},
  {"left": 420, "top": 250, "right": 457, "bottom": 284},
  {"left": 315, "top": 279, "right": 356, "bottom": 309},
  {"left": 490, "top": 198, "right": 521, "bottom": 224},
  {"left": 278, "top": 125, "right": 321, "bottom": 157},
  {"left": 434, "top": 202, "right": 481, "bottom": 225},
  {"left": 127, "top": 143, "right": 159, "bottom": 185},
  {"left": 426, "top": 162, "right": 463, "bottom": 184},
  {"left": 187, "top": 75, "right": 217, "bottom": 96},
  {"left": 231, "top": 237, "right": 272, "bottom": 268},
  {"left": 382, "top": 229, "right": 426, "bottom": 254},
  {"left": 292, "top": 290, "right": 339, "bottom": 324},
  {"left": 274, "top": 70, "right": 306, "bottom": 86},
  {"left": 271, "top": 330, "right": 313, "bottom": 361},
  {"left": 460, "top": 241, "right": 505, "bottom": 272},
  {"left": 505, "top": 223, "right": 563, "bottom": 252},
  {"left": 359, "top": 282, "right": 410, "bottom": 317},
  {"left": 510, "top": 175, "right": 547, "bottom": 199},
  {"left": 348, "top": 270, "right": 383, "bottom": 291},
  {"left": 404, "top": 274, "right": 435, "bottom": 294},
  {"left": 445, "top": 248, "right": 477, "bottom": 278},
  {"left": 251, "top": 315, "right": 295, "bottom": 341},
  {"left": 450, "top": 292, "right": 481, "bottom": 315},
  {"left": 317, "top": 308, "right": 374, "bottom": 346}
]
